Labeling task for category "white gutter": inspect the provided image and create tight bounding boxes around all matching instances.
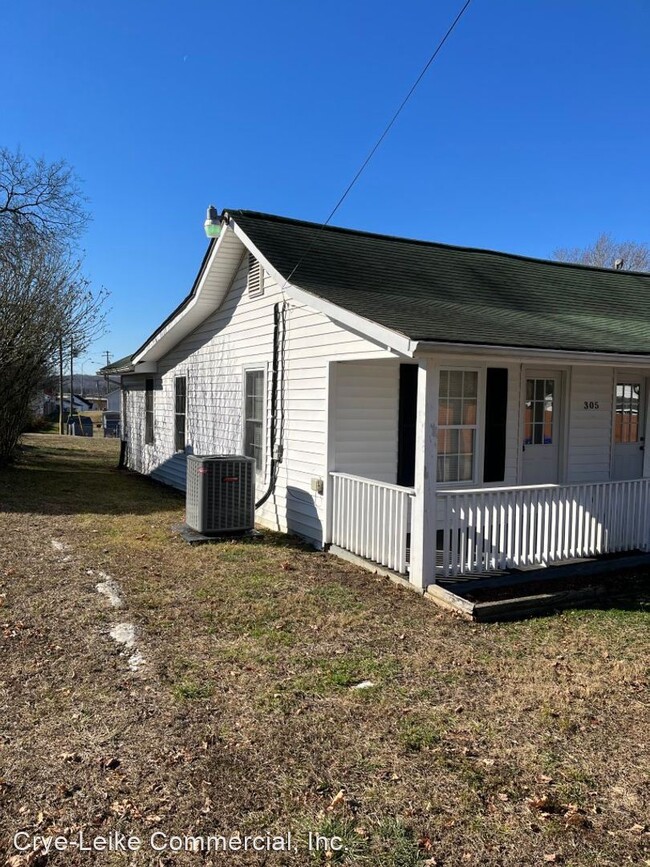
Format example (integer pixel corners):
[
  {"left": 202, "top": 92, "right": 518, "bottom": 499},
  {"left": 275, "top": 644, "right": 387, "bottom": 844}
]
[{"left": 413, "top": 340, "right": 650, "bottom": 367}]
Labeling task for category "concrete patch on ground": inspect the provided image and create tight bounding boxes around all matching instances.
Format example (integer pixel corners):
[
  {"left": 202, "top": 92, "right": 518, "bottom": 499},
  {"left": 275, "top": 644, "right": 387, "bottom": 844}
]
[
  {"left": 110, "top": 621, "right": 136, "bottom": 648},
  {"left": 127, "top": 650, "right": 146, "bottom": 672},
  {"left": 90, "top": 572, "right": 146, "bottom": 672},
  {"left": 109, "top": 622, "right": 146, "bottom": 671},
  {"left": 92, "top": 570, "right": 124, "bottom": 608},
  {"left": 51, "top": 538, "right": 73, "bottom": 561}
]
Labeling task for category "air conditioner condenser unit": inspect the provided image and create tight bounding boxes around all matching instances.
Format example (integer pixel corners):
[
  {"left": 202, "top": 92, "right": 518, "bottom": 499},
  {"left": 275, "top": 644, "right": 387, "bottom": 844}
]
[{"left": 186, "top": 455, "right": 256, "bottom": 535}]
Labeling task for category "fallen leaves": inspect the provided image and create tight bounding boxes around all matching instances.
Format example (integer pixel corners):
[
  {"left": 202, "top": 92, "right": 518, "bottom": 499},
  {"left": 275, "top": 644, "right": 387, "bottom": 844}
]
[
  {"left": 327, "top": 789, "right": 345, "bottom": 812},
  {"left": 110, "top": 799, "right": 141, "bottom": 819},
  {"left": 527, "top": 796, "right": 592, "bottom": 831},
  {"left": 60, "top": 752, "right": 81, "bottom": 764}
]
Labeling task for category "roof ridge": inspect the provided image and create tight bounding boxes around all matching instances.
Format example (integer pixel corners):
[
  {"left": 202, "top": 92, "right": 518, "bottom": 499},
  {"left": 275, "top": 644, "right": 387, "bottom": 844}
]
[{"left": 226, "top": 208, "right": 650, "bottom": 279}]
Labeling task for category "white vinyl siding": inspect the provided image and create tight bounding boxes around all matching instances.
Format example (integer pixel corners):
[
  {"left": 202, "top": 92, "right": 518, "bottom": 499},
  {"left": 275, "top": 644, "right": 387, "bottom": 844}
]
[
  {"left": 123, "top": 255, "right": 396, "bottom": 545},
  {"left": 566, "top": 366, "right": 613, "bottom": 482},
  {"left": 332, "top": 360, "right": 399, "bottom": 483}
]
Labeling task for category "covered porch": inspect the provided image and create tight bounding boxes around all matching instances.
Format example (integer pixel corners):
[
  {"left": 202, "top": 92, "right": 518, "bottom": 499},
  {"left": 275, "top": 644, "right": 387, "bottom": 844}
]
[{"left": 324, "top": 355, "right": 650, "bottom": 589}]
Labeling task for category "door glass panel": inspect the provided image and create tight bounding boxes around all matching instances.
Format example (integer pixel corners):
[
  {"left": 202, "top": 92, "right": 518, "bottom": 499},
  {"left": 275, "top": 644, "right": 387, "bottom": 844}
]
[
  {"left": 615, "top": 383, "right": 641, "bottom": 443},
  {"left": 525, "top": 378, "right": 555, "bottom": 446}
]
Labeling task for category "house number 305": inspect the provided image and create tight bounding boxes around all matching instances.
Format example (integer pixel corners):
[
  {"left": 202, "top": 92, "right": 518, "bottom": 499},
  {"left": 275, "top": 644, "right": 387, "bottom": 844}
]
[{"left": 583, "top": 401, "right": 600, "bottom": 409}]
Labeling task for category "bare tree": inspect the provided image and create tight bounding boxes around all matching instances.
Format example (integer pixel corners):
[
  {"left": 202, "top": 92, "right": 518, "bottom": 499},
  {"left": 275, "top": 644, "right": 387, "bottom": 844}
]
[
  {"left": 553, "top": 232, "right": 650, "bottom": 272},
  {"left": 0, "top": 147, "right": 108, "bottom": 463},
  {"left": 0, "top": 147, "right": 88, "bottom": 245}
]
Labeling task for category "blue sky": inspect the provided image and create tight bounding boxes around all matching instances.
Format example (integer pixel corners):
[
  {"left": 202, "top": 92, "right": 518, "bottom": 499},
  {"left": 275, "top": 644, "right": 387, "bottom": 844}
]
[{"left": 2, "top": 1, "right": 649, "bottom": 371}]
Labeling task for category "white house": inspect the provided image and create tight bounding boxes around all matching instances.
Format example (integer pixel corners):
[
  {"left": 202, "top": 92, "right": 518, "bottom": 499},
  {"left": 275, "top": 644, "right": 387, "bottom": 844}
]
[{"left": 102, "top": 209, "right": 650, "bottom": 590}]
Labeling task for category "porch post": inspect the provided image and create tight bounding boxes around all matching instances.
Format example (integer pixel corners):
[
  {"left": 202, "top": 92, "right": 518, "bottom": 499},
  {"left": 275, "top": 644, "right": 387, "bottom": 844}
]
[
  {"left": 410, "top": 357, "right": 439, "bottom": 590},
  {"left": 643, "top": 376, "right": 650, "bottom": 478},
  {"left": 324, "top": 361, "right": 337, "bottom": 545}
]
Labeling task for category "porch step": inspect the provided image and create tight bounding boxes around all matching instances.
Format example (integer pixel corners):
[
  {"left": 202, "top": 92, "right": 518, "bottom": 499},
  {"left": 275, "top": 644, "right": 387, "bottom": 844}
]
[
  {"left": 435, "top": 550, "right": 650, "bottom": 597},
  {"left": 427, "top": 552, "right": 650, "bottom": 621}
]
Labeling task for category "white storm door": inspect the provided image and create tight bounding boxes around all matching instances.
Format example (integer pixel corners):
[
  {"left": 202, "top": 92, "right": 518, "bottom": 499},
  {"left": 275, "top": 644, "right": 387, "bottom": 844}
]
[
  {"left": 612, "top": 379, "right": 645, "bottom": 480},
  {"left": 522, "top": 371, "right": 561, "bottom": 485}
]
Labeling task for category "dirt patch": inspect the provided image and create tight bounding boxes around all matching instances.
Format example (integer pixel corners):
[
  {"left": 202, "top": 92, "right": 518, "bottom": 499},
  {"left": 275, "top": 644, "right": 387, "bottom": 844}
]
[{"left": 0, "top": 435, "right": 648, "bottom": 866}]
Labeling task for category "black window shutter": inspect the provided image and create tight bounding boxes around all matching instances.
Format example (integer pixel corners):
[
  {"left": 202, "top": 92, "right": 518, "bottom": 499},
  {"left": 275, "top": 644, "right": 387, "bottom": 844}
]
[
  {"left": 397, "top": 364, "right": 418, "bottom": 487},
  {"left": 483, "top": 368, "right": 508, "bottom": 484}
]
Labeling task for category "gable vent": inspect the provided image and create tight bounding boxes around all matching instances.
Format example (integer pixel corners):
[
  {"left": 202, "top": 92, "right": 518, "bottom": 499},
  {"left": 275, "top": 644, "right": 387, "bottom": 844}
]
[{"left": 247, "top": 253, "right": 263, "bottom": 298}]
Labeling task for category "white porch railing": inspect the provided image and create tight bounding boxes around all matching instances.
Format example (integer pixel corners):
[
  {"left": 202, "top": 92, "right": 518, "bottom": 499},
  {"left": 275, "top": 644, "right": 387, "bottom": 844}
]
[
  {"left": 329, "top": 472, "right": 414, "bottom": 574},
  {"left": 438, "top": 479, "right": 650, "bottom": 577}
]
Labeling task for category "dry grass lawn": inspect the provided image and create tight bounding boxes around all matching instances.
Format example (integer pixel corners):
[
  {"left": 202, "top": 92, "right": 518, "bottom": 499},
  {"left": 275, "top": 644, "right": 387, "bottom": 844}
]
[{"left": 0, "top": 435, "right": 648, "bottom": 866}]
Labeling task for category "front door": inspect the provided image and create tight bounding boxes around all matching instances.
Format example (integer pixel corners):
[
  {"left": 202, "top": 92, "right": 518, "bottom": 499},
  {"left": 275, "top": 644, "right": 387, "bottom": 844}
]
[
  {"left": 522, "top": 370, "right": 562, "bottom": 485},
  {"left": 612, "top": 378, "right": 646, "bottom": 480}
]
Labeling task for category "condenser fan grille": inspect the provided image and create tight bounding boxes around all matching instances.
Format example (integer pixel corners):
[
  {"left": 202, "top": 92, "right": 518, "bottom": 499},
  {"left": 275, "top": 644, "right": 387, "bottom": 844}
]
[{"left": 186, "top": 455, "right": 256, "bottom": 534}]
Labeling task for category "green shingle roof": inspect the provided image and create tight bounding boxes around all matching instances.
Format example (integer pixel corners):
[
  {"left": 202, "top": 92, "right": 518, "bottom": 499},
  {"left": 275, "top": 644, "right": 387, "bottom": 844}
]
[
  {"left": 229, "top": 210, "right": 650, "bottom": 355},
  {"left": 98, "top": 354, "right": 134, "bottom": 375}
]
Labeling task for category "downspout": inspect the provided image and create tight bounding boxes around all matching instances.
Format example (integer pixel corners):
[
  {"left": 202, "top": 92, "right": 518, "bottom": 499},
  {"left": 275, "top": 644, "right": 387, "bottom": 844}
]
[
  {"left": 118, "top": 375, "right": 127, "bottom": 469},
  {"left": 255, "top": 302, "right": 282, "bottom": 509}
]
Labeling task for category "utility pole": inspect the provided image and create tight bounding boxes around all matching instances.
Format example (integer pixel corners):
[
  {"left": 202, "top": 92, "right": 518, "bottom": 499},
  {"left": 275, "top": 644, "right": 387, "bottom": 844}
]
[
  {"left": 103, "top": 351, "right": 112, "bottom": 395},
  {"left": 58, "top": 336, "right": 65, "bottom": 435},
  {"left": 69, "top": 338, "right": 74, "bottom": 434}
]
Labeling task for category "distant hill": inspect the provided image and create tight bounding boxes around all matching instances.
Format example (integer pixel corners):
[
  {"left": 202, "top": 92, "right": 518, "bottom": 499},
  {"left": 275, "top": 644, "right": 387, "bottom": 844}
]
[{"left": 48, "top": 374, "right": 120, "bottom": 397}]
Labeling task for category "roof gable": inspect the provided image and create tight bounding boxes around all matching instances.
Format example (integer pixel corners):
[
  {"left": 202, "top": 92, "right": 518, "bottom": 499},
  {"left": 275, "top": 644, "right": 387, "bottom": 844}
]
[{"left": 132, "top": 226, "right": 245, "bottom": 363}]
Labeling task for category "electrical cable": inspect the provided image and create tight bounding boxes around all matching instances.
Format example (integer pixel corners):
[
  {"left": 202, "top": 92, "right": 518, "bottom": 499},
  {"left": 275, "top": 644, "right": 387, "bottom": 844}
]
[
  {"left": 258, "top": 2, "right": 472, "bottom": 508},
  {"left": 283, "top": 0, "right": 473, "bottom": 288}
]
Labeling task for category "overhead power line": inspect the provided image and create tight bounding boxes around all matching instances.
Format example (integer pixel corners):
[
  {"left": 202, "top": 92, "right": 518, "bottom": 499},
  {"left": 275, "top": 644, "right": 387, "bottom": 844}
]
[{"left": 284, "top": 0, "right": 474, "bottom": 286}]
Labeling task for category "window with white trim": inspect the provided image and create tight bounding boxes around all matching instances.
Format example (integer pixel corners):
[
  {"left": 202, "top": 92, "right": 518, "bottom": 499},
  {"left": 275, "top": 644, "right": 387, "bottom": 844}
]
[
  {"left": 438, "top": 369, "right": 478, "bottom": 483},
  {"left": 174, "top": 376, "right": 186, "bottom": 452},
  {"left": 244, "top": 369, "right": 265, "bottom": 469},
  {"left": 145, "top": 378, "right": 154, "bottom": 445}
]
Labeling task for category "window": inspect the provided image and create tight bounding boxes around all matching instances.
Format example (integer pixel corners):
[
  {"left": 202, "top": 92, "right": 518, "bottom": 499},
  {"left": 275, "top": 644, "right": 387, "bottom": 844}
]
[
  {"left": 145, "top": 378, "right": 154, "bottom": 445},
  {"left": 524, "top": 379, "right": 555, "bottom": 445},
  {"left": 244, "top": 369, "right": 264, "bottom": 469},
  {"left": 615, "top": 383, "right": 641, "bottom": 443},
  {"left": 174, "top": 376, "right": 186, "bottom": 452},
  {"left": 438, "top": 370, "right": 478, "bottom": 483}
]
